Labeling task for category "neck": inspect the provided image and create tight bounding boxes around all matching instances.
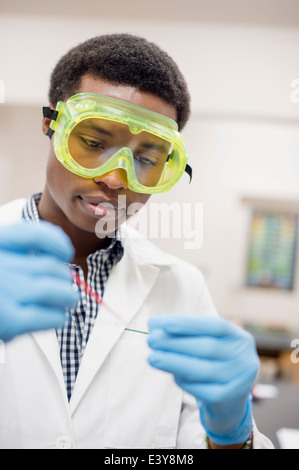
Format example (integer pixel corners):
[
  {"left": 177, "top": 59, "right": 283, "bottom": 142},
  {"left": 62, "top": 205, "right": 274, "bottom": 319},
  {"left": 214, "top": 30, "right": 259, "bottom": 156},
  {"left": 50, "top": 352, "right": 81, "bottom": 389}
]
[{"left": 38, "top": 189, "right": 113, "bottom": 263}]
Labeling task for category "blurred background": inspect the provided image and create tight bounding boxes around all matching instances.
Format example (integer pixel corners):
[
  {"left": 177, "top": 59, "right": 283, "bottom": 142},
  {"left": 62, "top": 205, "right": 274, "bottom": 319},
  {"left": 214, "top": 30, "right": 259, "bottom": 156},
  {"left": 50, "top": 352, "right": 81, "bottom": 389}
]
[{"left": 1, "top": 0, "right": 299, "bottom": 446}]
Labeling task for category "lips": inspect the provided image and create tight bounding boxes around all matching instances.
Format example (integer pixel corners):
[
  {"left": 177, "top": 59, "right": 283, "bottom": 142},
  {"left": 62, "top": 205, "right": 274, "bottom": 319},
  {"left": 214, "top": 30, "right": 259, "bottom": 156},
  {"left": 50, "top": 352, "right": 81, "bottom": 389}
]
[
  {"left": 79, "top": 195, "right": 119, "bottom": 208},
  {"left": 78, "top": 195, "right": 126, "bottom": 218}
]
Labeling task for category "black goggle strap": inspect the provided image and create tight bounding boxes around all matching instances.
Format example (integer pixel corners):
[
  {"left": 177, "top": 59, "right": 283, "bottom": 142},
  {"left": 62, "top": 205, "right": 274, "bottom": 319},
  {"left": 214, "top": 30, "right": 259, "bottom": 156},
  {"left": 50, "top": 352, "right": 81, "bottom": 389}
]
[
  {"left": 42, "top": 106, "right": 58, "bottom": 139},
  {"left": 166, "top": 154, "right": 192, "bottom": 183},
  {"left": 185, "top": 163, "right": 192, "bottom": 183}
]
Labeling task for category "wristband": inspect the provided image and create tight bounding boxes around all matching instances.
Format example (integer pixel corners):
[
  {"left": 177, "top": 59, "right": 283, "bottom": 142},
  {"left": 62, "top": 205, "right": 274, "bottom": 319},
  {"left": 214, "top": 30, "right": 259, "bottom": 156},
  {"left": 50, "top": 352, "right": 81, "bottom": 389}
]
[{"left": 205, "top": 430, "right": 253, "bottom": 449}]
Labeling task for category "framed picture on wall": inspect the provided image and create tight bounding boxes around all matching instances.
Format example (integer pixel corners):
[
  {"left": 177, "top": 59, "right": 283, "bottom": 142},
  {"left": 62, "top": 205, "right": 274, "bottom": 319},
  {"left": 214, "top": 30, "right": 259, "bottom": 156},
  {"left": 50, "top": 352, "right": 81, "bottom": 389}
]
[{"left": 246, "top": 210, "right": 298, "bottom": 290}]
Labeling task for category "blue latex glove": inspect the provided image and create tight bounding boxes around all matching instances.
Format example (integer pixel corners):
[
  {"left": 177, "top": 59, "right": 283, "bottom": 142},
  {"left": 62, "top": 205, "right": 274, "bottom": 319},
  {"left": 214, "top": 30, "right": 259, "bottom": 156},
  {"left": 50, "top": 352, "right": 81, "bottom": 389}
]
[
  {"left": 147, "top": 315, "right": 259, "bottom": 446},
  {"left": 0, "top": 221, "right": 78, "bottom": 343}
]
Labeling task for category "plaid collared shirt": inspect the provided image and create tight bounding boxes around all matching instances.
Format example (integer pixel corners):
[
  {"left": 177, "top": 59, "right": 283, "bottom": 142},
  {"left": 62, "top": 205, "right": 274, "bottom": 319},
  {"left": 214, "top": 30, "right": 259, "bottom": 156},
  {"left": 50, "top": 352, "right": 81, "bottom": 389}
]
[{"left": 22, "top": 193, "right": 124, "bottom": 400}]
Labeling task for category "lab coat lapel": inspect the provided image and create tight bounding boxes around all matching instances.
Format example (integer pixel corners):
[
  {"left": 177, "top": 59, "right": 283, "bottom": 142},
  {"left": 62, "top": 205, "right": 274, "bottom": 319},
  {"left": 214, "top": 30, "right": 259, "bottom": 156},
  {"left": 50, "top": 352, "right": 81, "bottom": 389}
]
[
  {"left": 31, "top": 329, "right": 68, "bottom": 403},
  {"left": 69, "top": 251, "right": 160, "bottom": 415}
]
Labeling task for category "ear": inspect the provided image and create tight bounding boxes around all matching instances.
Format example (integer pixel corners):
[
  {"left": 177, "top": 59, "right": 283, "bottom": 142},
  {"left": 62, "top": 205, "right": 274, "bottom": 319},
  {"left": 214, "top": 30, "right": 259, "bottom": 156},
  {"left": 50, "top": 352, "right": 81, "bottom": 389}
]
[
  {"left": 42, "top": 104, "right": 56, "bottom": 138},
  {"left": 42, "top": 116, "right": 51, "bottom": 136}
]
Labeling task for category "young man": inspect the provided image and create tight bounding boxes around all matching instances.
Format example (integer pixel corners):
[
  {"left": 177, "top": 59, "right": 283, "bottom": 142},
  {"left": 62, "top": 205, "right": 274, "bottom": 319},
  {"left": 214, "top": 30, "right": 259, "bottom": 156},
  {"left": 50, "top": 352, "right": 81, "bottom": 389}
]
[{"left": 0, "top": 34, "right": 273, "bottom": 449}]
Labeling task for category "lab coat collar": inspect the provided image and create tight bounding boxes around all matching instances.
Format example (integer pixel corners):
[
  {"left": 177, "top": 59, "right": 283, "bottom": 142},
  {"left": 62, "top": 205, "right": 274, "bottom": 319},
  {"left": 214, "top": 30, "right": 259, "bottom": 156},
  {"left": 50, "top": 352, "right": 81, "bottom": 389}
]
[
  {"left": 121, "top": 223, "right": 178, "bottom": 267},
  {"left": 0, "top": 198, "right": 27, "bottom": 226}
]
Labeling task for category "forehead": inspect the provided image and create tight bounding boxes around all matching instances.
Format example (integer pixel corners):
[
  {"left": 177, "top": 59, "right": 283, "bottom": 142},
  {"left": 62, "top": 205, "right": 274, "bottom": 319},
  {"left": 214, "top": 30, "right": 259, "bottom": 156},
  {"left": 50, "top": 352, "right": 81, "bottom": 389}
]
[
  {"left": 73, "top": 118, "right": 171, "bottom": 152},
  {"left": 75, "top": 75, "right": 178, "bottom": 123}
]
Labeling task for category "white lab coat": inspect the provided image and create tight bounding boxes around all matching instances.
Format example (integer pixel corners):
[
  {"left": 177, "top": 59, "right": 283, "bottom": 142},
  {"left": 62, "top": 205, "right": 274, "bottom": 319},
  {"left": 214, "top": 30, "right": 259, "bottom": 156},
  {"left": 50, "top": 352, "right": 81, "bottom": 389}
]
[{"left": 0, "top": 199, "right": 274, "bottom": 449}]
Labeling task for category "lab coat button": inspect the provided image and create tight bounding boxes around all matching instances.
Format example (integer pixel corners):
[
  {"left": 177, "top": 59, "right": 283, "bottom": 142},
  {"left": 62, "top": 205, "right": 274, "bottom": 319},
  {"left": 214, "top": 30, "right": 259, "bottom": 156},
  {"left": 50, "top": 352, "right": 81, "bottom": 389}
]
[{"left": 55, "top": 436, "right": 72, "bottom": 449}]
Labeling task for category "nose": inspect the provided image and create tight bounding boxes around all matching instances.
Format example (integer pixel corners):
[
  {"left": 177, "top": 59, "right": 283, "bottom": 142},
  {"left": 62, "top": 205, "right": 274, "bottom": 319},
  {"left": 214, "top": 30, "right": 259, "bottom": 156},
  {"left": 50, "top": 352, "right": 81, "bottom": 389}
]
[{"left": 93, "top": 168, "right": 129, "bottom": 190}]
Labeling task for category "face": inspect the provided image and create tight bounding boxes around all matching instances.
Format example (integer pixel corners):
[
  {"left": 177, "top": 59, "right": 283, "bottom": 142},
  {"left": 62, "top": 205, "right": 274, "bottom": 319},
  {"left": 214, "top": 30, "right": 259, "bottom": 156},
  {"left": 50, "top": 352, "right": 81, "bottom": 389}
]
[{"left": 41, "top": 75, "right": 177, "bottom": 240}]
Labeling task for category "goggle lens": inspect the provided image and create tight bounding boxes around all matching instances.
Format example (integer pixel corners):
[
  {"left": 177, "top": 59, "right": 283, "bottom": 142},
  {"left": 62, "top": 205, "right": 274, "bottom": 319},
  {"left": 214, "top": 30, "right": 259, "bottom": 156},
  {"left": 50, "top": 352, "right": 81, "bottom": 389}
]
[{"left": 68, "top": 118, "right": 174, "bottom": 188}]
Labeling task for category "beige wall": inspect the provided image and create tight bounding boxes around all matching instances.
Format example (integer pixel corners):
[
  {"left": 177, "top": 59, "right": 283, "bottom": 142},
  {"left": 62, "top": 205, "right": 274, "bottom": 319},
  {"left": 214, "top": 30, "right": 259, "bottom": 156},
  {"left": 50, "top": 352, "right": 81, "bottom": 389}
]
[
  {"left": 1, "top": 0, "right": 299, "bottom": 330},
  {"left": 0, "top": 105, "right": 47, "bottom": 202}
]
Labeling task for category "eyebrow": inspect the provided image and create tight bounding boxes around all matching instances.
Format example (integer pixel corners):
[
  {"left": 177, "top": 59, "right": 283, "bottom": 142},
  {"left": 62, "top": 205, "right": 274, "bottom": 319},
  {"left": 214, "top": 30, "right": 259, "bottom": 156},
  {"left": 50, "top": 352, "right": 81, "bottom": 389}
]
[
  {"left": 79, "top": 121, "right": 170, "bottom": 153},
  {"left": 139, "top": 142, "right": 170, "bottom": 154},
  {"left": 80, "top": 121, "right": 114, "bottom": 137}
]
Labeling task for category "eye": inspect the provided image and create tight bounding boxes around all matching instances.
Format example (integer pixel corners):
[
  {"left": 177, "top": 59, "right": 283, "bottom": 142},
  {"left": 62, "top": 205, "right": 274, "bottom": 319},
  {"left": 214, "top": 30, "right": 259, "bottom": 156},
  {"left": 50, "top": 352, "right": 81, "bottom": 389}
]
[
  {"left": 134, "top": 155, "right": 156, "bottom": 166},
  {"left": 80, "top": 137, "right": 105, "bottom": 149}
]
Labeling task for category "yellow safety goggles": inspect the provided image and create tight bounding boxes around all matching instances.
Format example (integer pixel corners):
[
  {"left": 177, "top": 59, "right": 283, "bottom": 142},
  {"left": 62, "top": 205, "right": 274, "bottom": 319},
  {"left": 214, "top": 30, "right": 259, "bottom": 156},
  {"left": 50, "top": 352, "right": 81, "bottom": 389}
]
[{"left": 43, "top": 93, "right": 192, "bottom": 194}]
